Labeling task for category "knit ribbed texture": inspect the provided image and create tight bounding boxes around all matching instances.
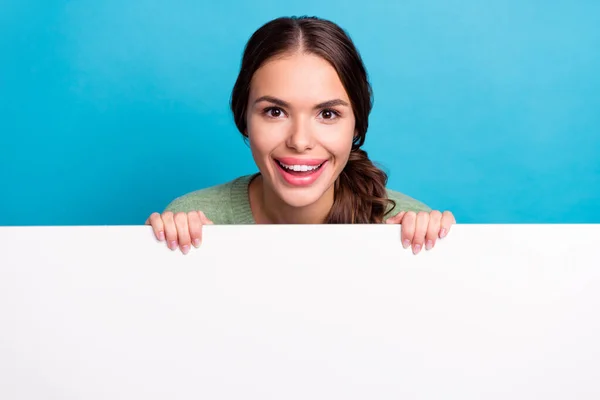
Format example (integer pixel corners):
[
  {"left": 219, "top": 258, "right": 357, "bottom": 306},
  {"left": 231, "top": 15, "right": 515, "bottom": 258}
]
[
  {"left": 163, "top": 173, "right": 431, "bottom": 224},
  {"left": 229, "top": 174, "right": 256, "bottom": 224}
]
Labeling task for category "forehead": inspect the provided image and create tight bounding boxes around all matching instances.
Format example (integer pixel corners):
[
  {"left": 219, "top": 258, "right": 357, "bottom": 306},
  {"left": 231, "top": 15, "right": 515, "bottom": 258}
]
[{"left": 249, "top": 52, "right": 350, "bottom": 104}]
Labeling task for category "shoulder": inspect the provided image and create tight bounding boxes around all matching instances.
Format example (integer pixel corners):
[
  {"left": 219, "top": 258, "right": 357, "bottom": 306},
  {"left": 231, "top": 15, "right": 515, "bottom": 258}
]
[
  {"left": 385, "top": 188, "right": 432, "bottom": 215},
  {"left": 163, "top": 175, "right": 252, "bottom": 224},
  {"left": 163, "top": 181, "right": 233, "bottom": 220}
]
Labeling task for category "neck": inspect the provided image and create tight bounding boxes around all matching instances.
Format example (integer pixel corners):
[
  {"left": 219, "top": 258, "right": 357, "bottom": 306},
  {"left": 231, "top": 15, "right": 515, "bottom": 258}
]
[{"left": 249, "top": 174, "right": 334, "bottom": 224}]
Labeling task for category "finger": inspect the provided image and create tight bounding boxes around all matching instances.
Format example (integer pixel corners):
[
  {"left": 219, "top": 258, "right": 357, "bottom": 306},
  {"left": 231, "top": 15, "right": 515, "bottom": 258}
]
[
  {"left": 440, "top": 211, "right": 456, "bottom": 238},
  {"left": 187, "top": 211, "right": 203, "bottom": 248},
  {"left": 425, "top": 210, "right": 442, "bottom": 250},
  {"left": 147, "top": 212, "right": 165, "bottom": 241},
  {"left": 198, "top": 211, "right": 213, "bottom": 225},
  {"left": 385, "top": 211, "right": 405, "bottom": 224},
  {"left": 412, "top": 211, "right": 429, "bottom": 254},
  {"left": 199, "top": 211, "right": 214, "bottom": 243},
  {"left": 174, "top": 212, "right": 192, "bottom": 255},
  {"left": 400, "top": 212, "right": 416, "bottom": 248},
  {"left": 162, "top": 211, "right": 178, "bottom": 251}
]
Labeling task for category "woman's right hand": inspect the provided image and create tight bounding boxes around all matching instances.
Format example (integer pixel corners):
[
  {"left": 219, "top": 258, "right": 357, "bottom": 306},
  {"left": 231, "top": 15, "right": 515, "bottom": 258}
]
[{"left": 145, "top": 211, "right": 214, "bottom": 254}]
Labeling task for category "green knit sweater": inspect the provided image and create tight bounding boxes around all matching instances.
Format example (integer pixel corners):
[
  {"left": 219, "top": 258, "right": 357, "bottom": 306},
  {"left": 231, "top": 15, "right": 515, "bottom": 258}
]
[{"left": 164, "top": 174, "right": 431, "bottom": 224}]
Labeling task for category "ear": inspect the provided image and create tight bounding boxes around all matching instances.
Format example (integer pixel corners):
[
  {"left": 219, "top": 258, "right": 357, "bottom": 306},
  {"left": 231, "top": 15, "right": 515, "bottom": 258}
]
[{"left": 353, "top": 129, "right": 360, "bottom": 145}]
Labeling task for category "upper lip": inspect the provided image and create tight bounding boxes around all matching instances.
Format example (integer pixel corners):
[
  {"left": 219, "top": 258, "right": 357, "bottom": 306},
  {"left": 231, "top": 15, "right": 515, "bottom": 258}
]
[{"left": 275, "top": 157, "right": 327, "bottom": 166}]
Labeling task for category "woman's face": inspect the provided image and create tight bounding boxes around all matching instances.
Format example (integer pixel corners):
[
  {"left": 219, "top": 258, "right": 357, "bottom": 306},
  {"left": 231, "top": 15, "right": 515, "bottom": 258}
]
[{"left": 246, "top": 52, "right": 356, "bottom": 209}]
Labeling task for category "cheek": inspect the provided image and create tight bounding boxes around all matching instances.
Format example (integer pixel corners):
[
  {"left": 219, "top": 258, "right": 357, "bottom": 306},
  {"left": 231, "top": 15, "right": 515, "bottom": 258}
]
[
  {"left": 320, "top": 125, "right": 354, "bottom": 161},
  {"left": 246, "top": 116, "right": 283, "bottom": 161}
]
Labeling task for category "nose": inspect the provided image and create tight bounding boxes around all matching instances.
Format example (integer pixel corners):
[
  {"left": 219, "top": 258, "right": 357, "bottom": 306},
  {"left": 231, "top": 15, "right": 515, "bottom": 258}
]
[{"left": 285, "top": 118, "right": 315, "bottom": 152}]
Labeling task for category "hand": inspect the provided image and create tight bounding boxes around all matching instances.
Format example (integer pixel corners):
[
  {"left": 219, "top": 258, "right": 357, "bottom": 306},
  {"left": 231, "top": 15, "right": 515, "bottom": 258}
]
[
  {"left": 386, "top": 210, "right": 455, "bottom": 255},
  {"left": 145, "top": 211, "right": 213, "bottom": 255}
]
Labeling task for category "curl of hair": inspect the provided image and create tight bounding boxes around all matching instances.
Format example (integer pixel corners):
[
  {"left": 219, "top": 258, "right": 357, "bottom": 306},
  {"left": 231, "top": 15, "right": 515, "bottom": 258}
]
[{"left": 326, "top": 149, "right": 395, "bottom": 223}]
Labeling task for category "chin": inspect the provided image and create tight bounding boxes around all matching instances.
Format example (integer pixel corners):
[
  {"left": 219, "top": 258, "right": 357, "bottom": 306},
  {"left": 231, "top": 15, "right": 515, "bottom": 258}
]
[{"left": 274, "top": 186, "right": 328, "bottom": 209}]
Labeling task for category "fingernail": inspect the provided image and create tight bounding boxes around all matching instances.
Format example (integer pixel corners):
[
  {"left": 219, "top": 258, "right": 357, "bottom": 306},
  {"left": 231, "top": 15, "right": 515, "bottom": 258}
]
[
  {"left": 169, "top": 241, "right": 177, "bottom": 250},
  {"left": 402, "top": 239, "right": 411, "bottom": 249},
  {"left": 413, "top": 244, "right": 422, "bottom": 255},
  {"left": 181, "top": 245, "right": 190, "bottom": 255},
  {"left": 158, "top": 231, "right": 165, "bottom": 241},
  {"left": 440, "top": 229, "right": 447, "bottom": 239},
  {"left": 425, "top": 240, "right": 433, "bottom": 250},
  {"left": 193, "top": 238, "right": 201, "bottom": 248}
]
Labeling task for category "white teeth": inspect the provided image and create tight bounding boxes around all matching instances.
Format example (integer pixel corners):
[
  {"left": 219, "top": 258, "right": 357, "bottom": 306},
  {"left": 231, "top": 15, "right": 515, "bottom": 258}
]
[{"left": 279, "top": 162, "right": 322, "bottom": 171}]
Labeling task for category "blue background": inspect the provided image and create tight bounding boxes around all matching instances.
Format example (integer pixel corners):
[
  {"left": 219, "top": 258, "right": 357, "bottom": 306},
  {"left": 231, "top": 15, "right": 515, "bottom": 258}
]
[{"left": 1, "top": 0, "right": 599, "bottom": 225}]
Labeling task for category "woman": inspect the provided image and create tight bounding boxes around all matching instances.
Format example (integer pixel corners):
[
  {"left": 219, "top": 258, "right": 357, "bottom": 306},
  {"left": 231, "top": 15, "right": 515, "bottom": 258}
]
[{"left": 146, "top": 16, "right": 455, "bottom": 255}]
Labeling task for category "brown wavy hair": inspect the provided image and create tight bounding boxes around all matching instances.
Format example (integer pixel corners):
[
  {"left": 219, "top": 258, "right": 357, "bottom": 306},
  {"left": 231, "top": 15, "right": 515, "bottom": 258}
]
[{"left": 230, "top": 16, "right": 395, "bottom": 223}]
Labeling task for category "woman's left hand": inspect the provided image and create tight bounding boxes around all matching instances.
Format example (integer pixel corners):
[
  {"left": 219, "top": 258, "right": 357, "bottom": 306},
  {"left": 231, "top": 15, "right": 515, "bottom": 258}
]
[{"left": 386, "top": 210, "right": 456, "bottom": 255}]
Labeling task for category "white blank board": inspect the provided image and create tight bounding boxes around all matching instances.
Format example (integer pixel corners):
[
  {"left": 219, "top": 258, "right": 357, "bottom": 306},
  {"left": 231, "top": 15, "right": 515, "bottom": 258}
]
[{"left": 1, "top": 224, "right": 599, "bottom": 399}]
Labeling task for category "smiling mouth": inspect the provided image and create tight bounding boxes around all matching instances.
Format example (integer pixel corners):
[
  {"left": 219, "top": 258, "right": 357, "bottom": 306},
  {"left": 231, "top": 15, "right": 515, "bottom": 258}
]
[{"left": 275, "top": 160, "right": 326, "bottom": 175}]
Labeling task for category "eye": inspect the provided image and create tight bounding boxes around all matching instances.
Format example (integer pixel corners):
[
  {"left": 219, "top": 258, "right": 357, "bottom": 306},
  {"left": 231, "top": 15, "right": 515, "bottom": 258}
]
[
  {"left": 319, "top": 109, "right": 340, "bottom": 120},
  {"left": 263, "top": 107, "right": 285, "bottom": 118}
]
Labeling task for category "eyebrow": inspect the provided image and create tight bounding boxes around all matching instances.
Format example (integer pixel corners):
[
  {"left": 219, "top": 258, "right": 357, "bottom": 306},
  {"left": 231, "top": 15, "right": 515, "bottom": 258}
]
[{"left": 254, "top": 95, "right": 349, "bottom": 109}]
